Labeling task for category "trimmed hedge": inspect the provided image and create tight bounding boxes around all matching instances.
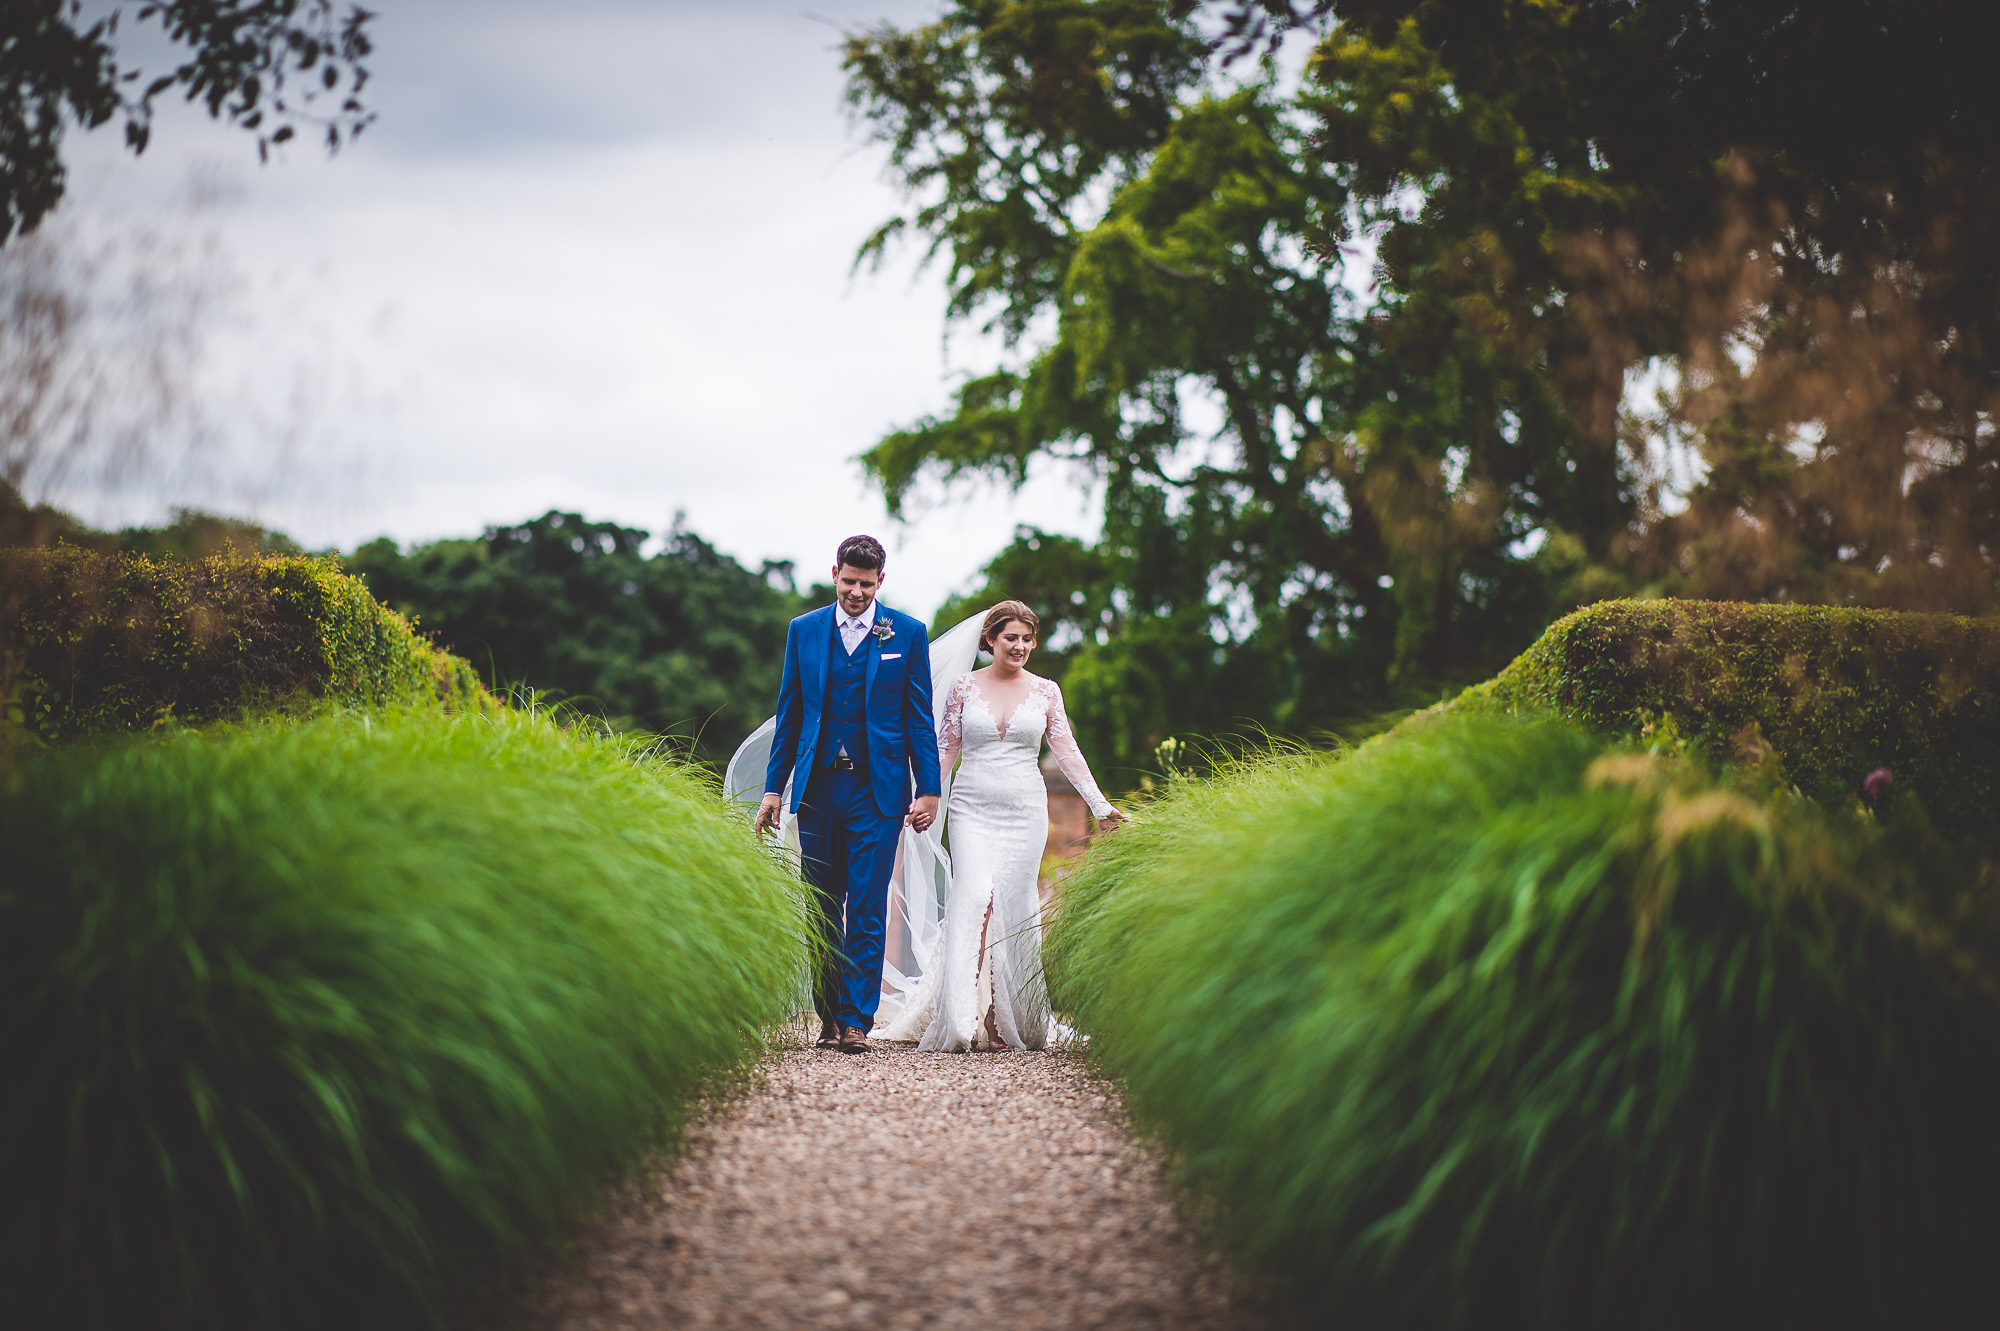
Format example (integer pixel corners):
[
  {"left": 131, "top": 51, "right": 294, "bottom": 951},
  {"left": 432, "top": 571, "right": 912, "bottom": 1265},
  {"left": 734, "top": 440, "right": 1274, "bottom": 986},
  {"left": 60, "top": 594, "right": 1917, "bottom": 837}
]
[
  {"left": 1, "top": 708, "right": 812, "bottom": 1330},
  {"left": 0, "top": 546, "right": 491, "bottom": 741},
  {"left": 1443, "top": 599, "right": 2000, "bottom": 833},
  {"left": 1047, "top": 715, "right": 2000, "bottom": 1329}
]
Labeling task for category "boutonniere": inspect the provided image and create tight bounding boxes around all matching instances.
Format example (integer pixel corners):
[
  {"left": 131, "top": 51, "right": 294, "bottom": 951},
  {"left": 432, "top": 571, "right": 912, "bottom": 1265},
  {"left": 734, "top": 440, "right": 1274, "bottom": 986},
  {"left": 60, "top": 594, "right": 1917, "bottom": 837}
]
[{"left": 871, "top": 618, "right": 896, "bottom": 644}]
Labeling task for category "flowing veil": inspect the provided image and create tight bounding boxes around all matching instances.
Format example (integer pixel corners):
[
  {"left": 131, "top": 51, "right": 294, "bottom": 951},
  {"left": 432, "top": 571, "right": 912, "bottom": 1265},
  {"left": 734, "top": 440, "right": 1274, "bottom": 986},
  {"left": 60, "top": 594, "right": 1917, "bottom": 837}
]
[{"left": 722, "top": 611, "right": 984, "bottom": 1023}]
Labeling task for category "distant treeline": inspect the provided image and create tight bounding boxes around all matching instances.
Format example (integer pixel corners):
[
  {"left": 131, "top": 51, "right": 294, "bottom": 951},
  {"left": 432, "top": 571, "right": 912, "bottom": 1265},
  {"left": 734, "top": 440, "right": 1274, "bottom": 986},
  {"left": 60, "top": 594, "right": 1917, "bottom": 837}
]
[{"left": 346, "top": 512, "right": 809, "bottom": 762}]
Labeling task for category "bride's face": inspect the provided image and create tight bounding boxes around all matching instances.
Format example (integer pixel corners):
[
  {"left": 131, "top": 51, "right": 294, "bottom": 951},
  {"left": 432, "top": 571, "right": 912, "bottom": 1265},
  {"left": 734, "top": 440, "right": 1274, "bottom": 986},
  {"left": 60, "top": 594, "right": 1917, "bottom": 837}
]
[{"left": 990, "top": 621, "right": 1035, "bottom": 671}]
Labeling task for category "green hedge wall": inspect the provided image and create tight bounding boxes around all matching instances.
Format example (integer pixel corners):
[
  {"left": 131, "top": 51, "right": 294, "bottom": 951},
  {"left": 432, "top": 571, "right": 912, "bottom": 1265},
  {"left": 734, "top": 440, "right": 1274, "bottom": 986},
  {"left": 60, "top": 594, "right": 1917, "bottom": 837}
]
[
  {"left": 1047, "top": 715, "right": 2000, "bottom": 1329},
  {"left": 2, "top": 708, "right": 811, "bottom": 1330},
  {"left": 1, "top": 546, "right": 491, "bottom": 741},
  {"left": 1442, "top": 599, "right": 2000, "bottom": 833}
]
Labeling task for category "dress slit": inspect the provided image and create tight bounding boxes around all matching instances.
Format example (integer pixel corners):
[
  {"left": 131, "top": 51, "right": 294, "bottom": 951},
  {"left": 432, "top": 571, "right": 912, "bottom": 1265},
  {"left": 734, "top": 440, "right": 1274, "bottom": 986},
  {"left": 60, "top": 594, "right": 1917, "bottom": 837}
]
[{"left": 880, "top": 671, "right": 1113, "bottom": 1053}]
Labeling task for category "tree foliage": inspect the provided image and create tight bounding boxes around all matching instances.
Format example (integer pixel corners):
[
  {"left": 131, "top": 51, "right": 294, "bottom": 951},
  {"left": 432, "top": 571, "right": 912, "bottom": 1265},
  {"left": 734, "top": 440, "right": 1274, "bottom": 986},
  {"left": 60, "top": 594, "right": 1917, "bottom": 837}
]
[
  {"left": 346, "top": 511, "right": 805, "bottom": 762},
  {"left": 1282, "top": 0, "right": 2000, "bottom": 610},
  {"left": 847, "top": 0, "right": 2000, "bottom": 763},
  {"left": 2, "top": 0, "right": 374, "bottom": 243}
]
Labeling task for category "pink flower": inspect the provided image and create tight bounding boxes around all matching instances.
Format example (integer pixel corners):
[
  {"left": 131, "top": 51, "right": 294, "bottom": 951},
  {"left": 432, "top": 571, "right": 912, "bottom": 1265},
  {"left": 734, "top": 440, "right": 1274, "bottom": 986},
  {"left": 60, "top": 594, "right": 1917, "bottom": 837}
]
[{"left": 1862, "top": 768, "right": 1895, "bottom": 802}]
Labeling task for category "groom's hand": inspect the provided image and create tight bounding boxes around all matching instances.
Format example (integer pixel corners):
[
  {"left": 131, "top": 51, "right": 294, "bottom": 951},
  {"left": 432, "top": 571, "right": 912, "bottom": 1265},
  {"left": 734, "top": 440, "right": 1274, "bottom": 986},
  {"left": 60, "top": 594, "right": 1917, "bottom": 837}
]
[
  {"left": 754, "top": 793, "right": 783, "bottom": 836},
  {"left": 908, "top": 794, "right": 939, "bottom": 833}
]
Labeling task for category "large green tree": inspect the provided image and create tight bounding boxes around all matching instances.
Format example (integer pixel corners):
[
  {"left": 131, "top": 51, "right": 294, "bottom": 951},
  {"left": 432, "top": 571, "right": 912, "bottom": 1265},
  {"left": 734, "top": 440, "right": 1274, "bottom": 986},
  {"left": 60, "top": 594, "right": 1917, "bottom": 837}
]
[
  {"left": 1275, "top": 0, "right": 2000, "bottom": 611},
  {"left": 347, "top": 512, "right": 805, "bottom": 763},
  {"left": 2, "top": 0, "right": 374, "bottom": 243},
  {"left": 849, "top": 0, "right": 1602, "bottom": 770},
  {"left": 851, "top": 0, "right": 2000, "bottom": 768}
]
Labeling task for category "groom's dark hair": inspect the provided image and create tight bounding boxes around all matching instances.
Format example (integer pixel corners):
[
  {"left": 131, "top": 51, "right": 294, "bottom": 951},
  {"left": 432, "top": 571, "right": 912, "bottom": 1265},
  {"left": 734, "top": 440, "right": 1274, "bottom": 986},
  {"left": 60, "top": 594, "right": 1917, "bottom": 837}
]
[{"left": 835, "top": 534, "right": 886, "bottom": 572}]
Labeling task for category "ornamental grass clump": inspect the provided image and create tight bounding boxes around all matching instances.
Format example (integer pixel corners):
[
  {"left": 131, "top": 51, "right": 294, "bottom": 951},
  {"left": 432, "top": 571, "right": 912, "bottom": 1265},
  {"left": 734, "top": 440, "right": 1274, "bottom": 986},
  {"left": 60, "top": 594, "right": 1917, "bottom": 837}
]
[
  {"left": 1047, "top": 715, "right": 2000, "bottom": 1330},
  {"left": 1, "top": 708, "right": 811, "bottom": 1331}
]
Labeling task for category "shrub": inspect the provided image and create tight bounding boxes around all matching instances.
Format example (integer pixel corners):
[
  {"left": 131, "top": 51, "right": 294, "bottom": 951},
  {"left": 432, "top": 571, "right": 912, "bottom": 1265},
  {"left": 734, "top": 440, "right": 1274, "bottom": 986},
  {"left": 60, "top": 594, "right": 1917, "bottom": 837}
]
[
  {"left": 1047, "top": 715, "right": 2000, "bottom": 1329},
  {"left": 1442, "top": 598, "right": 2000, "bottom": 834},
  {"left": 1, "top": 709, "right": 811, "bottom": 1330},
  {"left": 0, "top": 546, "right": 492, "bottom": 742}
]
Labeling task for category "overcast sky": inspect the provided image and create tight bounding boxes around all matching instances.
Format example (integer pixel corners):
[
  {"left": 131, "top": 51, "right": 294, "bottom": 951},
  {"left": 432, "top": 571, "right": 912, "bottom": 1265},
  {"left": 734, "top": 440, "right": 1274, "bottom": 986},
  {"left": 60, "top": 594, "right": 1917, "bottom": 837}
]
[{"left": 50, "top": 0, "right": 1103, "bottom": 617}]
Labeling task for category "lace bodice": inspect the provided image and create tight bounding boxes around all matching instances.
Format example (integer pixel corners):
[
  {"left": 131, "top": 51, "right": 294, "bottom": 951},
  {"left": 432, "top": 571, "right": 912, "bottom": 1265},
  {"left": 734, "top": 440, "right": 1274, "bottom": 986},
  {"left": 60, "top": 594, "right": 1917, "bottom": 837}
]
[{"left": 937, "top": 672, "right": 1115, "bottom": 821}]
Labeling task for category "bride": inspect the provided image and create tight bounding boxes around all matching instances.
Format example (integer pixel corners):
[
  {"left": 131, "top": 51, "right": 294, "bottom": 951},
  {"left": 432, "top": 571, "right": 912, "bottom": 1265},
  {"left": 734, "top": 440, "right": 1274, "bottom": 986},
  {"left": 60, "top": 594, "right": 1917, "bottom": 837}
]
[{"left": 879, "top": 600, "right": 1124, "bottom": 1051}]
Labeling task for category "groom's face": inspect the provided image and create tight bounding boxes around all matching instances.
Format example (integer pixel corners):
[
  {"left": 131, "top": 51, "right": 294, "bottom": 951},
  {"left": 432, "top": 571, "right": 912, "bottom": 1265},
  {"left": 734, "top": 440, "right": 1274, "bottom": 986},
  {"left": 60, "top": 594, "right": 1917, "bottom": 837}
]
[{"left": 833, "top": 563, "right": 883, "bottom": 617}]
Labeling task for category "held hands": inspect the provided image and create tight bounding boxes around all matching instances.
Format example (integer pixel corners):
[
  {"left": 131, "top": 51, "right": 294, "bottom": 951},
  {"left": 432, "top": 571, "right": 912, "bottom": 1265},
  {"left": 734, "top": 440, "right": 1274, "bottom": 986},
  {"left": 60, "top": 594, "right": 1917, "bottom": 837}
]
[{"left": 763, "top": 792, "right": 941, "bottom": 834}]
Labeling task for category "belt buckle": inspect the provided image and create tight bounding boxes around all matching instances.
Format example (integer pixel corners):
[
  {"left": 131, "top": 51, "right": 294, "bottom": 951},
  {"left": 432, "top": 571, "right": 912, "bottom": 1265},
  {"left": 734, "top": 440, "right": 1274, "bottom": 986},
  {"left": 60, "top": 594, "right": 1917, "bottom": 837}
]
[{"left": 832, "top": 755, "right": 856, "bottom": 771}]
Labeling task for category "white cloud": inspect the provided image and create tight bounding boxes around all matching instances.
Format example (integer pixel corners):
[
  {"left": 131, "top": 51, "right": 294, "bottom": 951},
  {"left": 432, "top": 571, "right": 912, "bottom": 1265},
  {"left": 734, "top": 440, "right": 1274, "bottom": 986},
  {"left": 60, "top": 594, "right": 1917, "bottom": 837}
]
[{"left": 44, "top": 0, "right": 1101, "bottom": 617}]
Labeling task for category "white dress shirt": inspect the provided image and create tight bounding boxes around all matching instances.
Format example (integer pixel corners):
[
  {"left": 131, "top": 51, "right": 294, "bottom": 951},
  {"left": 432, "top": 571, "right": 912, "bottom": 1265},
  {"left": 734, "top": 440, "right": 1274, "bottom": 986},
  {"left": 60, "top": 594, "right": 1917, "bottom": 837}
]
[{"left": 837, "top": 599, "right": 878, "bottom": 656}]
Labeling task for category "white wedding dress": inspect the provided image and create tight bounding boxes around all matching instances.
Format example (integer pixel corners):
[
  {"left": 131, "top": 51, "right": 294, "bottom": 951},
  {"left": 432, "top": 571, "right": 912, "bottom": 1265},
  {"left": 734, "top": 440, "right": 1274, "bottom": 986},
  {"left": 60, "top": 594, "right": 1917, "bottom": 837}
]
[{"left": 878, "top": 672, "right": 1116, "bottom": 1051}]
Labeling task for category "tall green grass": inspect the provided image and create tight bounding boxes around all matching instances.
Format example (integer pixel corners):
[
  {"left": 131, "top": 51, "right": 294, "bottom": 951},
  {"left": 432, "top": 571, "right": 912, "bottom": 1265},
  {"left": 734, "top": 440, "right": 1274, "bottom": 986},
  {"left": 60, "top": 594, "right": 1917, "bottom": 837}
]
[
  {"left": 1048, "top": 716, "right": 2000, "bottom": 1329},
  {"left": 1, "top": 709, "right": 809, "bottom": 1330}
]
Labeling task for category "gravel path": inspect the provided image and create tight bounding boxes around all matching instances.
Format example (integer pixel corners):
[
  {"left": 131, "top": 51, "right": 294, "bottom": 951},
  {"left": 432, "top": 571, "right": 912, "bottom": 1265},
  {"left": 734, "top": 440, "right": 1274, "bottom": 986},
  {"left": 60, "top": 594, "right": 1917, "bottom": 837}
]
[{"left": 535, "top": 1034, "right": 1273, "bottom": 1330}]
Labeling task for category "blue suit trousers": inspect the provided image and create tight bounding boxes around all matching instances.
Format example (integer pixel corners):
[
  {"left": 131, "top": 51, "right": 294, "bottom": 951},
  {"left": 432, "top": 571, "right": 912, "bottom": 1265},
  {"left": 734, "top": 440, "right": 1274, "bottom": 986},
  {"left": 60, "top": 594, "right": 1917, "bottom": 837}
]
[{"left": 796, "top": 764, "right": 901, "bottom": 1032}]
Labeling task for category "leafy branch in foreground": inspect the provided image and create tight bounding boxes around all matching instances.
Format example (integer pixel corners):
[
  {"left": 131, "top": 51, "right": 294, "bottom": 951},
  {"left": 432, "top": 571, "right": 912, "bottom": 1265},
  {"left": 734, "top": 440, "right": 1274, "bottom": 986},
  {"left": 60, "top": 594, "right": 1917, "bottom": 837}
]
[{"left": 2, "top": 0, "right": 376, "bottom": 243}]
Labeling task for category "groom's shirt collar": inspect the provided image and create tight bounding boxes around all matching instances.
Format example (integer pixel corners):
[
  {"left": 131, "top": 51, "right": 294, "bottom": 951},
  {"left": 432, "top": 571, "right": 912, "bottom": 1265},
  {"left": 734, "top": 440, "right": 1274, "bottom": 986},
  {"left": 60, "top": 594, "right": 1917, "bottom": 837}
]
[
  {"left": 834, "top": 599, "right": 879, "bottom": 630},
  {"left": 834, "top": 598, "right": 879, "bottom": 655}
]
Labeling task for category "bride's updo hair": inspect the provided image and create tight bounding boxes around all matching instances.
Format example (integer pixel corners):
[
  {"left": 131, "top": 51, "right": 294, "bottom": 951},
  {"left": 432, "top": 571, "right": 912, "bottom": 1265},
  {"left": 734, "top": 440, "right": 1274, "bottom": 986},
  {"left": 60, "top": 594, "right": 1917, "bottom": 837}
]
[{"left": 979, "top": 600, "right": 1040, "bottom": 653}]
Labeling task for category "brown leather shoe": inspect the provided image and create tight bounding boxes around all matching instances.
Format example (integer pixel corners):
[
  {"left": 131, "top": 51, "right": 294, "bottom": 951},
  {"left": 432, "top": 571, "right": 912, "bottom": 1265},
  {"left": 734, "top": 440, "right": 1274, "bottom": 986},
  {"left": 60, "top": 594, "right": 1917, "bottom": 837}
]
[
  {"left": 839, "top": 1025, "right": 870, "bottom": 1055},
  {"left": 815, "top": 1017, "right": 840, "bottom": 1050}
]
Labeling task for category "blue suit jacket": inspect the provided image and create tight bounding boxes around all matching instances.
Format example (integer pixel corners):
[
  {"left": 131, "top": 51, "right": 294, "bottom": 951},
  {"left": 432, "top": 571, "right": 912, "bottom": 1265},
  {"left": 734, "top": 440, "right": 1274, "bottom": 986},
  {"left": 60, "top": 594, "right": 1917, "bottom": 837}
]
[{"left": 764, "top": 603, "right": 942, "bottom": 818}]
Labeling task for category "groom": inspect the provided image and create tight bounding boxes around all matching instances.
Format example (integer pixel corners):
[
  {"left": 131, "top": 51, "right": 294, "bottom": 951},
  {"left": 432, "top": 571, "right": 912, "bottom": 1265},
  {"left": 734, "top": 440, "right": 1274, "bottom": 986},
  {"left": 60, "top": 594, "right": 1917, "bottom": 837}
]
[{"left": 755, "top": 535, "right": 941, "bottom": 1055}]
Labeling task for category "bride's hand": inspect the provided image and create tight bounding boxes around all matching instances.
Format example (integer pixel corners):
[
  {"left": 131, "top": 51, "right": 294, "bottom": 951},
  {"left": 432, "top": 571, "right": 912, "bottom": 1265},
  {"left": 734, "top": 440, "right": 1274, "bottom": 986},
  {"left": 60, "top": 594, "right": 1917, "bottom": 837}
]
[{"left": 1097, "top": 807, "right": 1129, "bottom": 830}]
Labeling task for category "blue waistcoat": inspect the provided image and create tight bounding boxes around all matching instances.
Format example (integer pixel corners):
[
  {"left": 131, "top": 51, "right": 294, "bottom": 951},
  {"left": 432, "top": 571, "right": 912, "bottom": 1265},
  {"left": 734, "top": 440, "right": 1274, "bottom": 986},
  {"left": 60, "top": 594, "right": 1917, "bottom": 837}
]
[{"left": 815, "top": 618, "right": 869, "bottom": 770}]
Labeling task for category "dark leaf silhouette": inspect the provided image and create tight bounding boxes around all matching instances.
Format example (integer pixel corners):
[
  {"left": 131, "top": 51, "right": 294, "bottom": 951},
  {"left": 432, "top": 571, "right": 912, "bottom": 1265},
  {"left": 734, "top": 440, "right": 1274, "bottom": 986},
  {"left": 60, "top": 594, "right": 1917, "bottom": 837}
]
[{"left": 0, "top": 0, "right": 377, "bottom": 244}]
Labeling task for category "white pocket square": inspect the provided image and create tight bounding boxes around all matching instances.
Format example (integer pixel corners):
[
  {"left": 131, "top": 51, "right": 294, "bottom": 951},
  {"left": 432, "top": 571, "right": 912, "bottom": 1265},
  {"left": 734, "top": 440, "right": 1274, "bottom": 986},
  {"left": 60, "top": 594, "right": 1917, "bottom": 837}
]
[{"left": 881, "top": 653, "right": 902, "bottom": 660}]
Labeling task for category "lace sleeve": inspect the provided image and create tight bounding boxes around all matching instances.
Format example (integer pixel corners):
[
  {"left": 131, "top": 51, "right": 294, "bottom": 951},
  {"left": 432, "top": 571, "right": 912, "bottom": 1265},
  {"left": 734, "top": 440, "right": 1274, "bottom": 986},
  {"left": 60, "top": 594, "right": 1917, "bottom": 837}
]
[
  {"left": 1042, "top": 679, "right": 1115, "bottom": 820},
  {"left": 937, "top": 674, "right": 969, "bottom": 780}
]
